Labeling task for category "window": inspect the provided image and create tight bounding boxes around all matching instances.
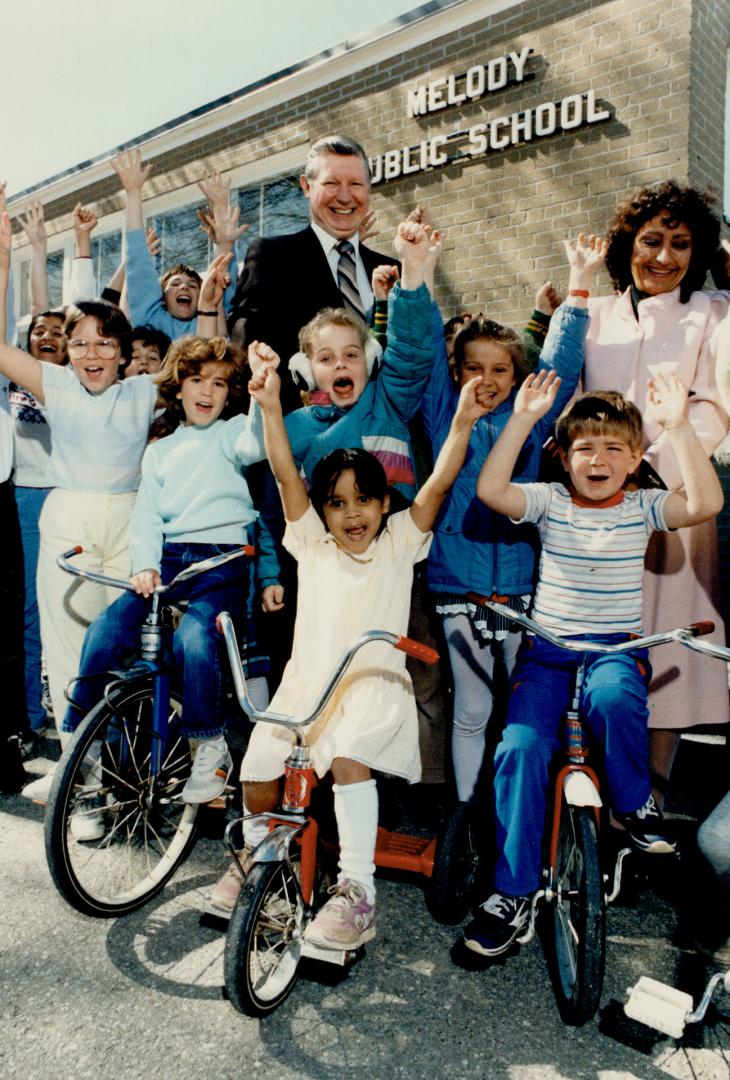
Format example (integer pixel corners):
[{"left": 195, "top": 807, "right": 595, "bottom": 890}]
[
  {"left": 90, "top": 231, "right": 123, "bottom": 295},
  {"left": 13, "top": 169, "right": 309, "bottom": 322},
  {"left": 47, "top": 251, "right": 64, "bottom": 308},
  {"left": 150, "top": 201, "right": 210, "bottom": 273}
]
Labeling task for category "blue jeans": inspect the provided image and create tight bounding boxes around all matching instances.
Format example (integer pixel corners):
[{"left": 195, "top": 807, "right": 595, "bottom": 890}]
[
  {"left": 62, "top": 541, "right": 249, "bottom": 739},
  {"left": 15, "top": 486, "right": 50, "bottom": 730},
  {"left": 493, "top": 634, "right": 651, "bottom": 896},
  {"left": 698, "top": 791, "right": 730, "bottom": 889}
]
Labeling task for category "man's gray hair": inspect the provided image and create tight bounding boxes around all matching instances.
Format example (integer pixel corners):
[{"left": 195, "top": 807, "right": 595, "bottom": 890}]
[{"left": 303, "top": 135, "right": 371, "bottom": 184}]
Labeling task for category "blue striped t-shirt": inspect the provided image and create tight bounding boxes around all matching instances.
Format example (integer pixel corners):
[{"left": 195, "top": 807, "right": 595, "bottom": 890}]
[{"left": 514, "top": 483, "right": 670, "bottom": 635}]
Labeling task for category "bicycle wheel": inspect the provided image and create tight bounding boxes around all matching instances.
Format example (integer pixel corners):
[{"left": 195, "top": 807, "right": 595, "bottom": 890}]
[
  {"left": 425, "top": 801, "right": 483, "bottom": 925},
  {"left": 224, "top": 857, "right": 305, "bottom": 1017},
  {"left": 548, "top": 804, "right": 606, "bottom": 1025},
  {"left": 45, "top": 682, "right": 197, "bottom": 917}
]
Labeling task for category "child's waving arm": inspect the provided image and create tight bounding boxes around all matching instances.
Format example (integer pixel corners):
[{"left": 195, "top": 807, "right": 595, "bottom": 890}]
[
  {"left": 646, "top": 372, "right": 724, "bottom": 528},
  {"left": 248, "top": 343, "right": 309, "bottom": 522},
  {"left": 410, "top": 378, "right": 488, "bottom": 532},
  {"left": 196, "top": 252, "right": 233, "bottom": 337},
  {"left": 0, "top": 212, "right": 44, "bottom": 400},
  {"left": 19, "top": 199, "right": 48, "bottom": 314},
  {"left": 477, "top": 370, "right": 562, "bottom": 518},
  {"left": 561, "top": 233, "right": 607, "bottom": 309}
]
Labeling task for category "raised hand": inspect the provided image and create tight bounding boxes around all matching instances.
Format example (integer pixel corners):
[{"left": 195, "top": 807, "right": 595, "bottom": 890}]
[
  {"left": 646, "top": 371, "right": 689, "bottom": 430},
  {"left": 111, "top": 149, "right": 152, "bottom": 193},
  {"left": 212, "top": 203, "right": 248, "bottom": 246},
  {"left": 371, "top": 263, "right": 399, "bottom": 301},
  {"left": 199, "top": 252, "right": 233, "bottom": 310},
  {"left": 19, "top": 201, "right": 47, "bottom": 247},
  {"left": 407, "top": 204, "right": 431, "bottom": 228},
  {"left": 248, "top": 357, "right": 281, "bottom": 407},
  {"left": 73, "top": 203, "right": 98, "bottom": 235},
  {"left": 359, "top": 210, "right": 380, "bottom": 244},
  {"left": 563, "top": 233, "right": 607, "bottom": 275},
  {"left": 534, "top": 281, "right": 562, "bottom": 316},
  {"left": 513, "top": 369, "right": 562, "bottom": 421},
  {"left": 247, "top": 340, "right": 280, "bottom": 380},
  {"left": 455, "top": 374, "right": 490, "bottom": 425},
  {"left": 197, "top": 169, "right": 230, "bottom": 210}
]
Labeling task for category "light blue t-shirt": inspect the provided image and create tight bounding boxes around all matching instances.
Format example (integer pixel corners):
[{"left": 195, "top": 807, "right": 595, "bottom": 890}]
[
  {"left": 129, "top": 407, "right": 265, "bottom": 573},
  {"left": 40, "top": 364, "right": 157, "bottom": 492}
]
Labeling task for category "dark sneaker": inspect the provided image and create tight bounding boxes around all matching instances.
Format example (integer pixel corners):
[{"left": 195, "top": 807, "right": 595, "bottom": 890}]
[
  {"left": 462, "top": 892, "right": 530, "bottom": 957},
  {"left": 614, "top": 795, "right": 676, "bottom": 854}
]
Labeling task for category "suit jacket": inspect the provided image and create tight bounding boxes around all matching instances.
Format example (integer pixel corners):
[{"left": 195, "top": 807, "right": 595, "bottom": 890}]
[{"left": 229, "top": 225, "right": 399, "bottom": 412}]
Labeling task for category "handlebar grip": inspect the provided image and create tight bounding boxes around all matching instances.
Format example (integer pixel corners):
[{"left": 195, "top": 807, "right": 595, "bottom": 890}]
[
  {"left": 62, "top": 546, "right": 84, "bottom": 557},
  {"left": 242, "top": 545, "right": 255, "bottom": 557},
  {"left": 394, "top": 636, "right": 440, "bottom": 665},
  {"left": 687, "top": 620, "right": 715, "bottom": 637}
]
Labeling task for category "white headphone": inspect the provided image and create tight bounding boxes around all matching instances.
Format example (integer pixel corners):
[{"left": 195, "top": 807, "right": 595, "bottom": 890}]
[{"left": 288, "top": 335, "right": 383, "bottom": 392}]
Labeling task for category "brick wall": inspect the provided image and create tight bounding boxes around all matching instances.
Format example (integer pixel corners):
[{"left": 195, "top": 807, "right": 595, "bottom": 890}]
[
  {"left": 35, "top": 0, "right": 710, "bottom": 329},
  {"left": 689, "top": 0, "right": 730, "bottom": 219}
]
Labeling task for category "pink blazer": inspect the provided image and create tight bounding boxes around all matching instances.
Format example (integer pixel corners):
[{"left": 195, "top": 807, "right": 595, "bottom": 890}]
[{"left": 583, "top": 287, "right": 729, "bottom": 489}]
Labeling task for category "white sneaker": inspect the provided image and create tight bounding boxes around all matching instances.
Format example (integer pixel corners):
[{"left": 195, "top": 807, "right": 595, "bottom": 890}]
[
  {"left": 69, "top": 795, "right": 106, "bottom": 842},
  {"left": 181, "top": 738, "right": 232, "bottom": 804},
  {"left": 21, "top": 768, "right": 56, "bottom": 804}
]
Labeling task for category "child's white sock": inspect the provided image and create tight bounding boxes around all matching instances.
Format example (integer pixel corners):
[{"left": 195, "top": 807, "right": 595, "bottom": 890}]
[
  {"left": 333, "top": 778, "right": 378, "bottom": 903},
  {"left": 242, "top": 802, "right": 272, "bottom": 849}
]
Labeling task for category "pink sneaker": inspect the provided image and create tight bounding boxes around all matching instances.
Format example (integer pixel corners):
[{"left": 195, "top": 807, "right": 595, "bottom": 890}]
[{"left": 305, "top": 879, "right": 375, "bottom": 949}]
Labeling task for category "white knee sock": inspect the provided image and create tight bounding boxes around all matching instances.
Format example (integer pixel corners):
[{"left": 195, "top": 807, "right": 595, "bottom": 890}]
[
  {"left": 333, "top": 778, "right": 378, "bottom": 903},
  {"left": 242, "top": 802, "right": 272, "bottom": 848}
]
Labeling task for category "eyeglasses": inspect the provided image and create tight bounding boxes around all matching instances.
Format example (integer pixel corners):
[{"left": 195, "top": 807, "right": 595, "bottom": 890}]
[{"left": 67, "top": 339, "right": 119, "bottom": 359}]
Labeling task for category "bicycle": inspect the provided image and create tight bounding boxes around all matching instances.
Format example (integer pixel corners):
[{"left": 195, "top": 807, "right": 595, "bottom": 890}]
[
  {"left": 44, "top": 543, "right": 253, "bottom": 918},
  {"left": 456, "top": 595, "right": 714, "bottom": 1025},
  {"left": 624, "top": 630, "right": 730, "bottom": 1042},
  {"left": 215, "top": 611, "right": 441, "bottom": 1017}
]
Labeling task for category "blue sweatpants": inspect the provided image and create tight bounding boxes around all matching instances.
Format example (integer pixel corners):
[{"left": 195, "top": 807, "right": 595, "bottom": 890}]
[
  {"left": 62, "top": 541, "right": 249, "bottom": 739},
  {"left": 493, "top": 634, "right": 651, "bottom": 897}
]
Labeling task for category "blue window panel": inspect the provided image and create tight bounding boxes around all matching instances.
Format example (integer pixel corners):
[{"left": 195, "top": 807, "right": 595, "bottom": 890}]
[
  {"left": 262, "top": 176, "right": 309, "bottom": 236},
  {"left": 47, "top": 251, "right": 64, "bottom": 308}
]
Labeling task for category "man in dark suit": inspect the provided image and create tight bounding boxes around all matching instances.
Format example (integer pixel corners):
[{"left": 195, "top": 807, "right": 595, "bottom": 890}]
[{"left": 229, "top": 134, "right": 399, "bottom": 412}]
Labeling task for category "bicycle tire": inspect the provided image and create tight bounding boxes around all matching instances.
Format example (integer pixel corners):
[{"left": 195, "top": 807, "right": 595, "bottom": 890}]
[
  {"left": 224, "top": 857, "right": 305, "bottom": 1017},
  {"left": 547, "top": 803, "right": 606, "bottom": 1025},
  {"left": 425, "top": 801, "right": 483, "bottom": 925},
  {"left": 45, "top": 681, "right": 197, "bottom": 917}
]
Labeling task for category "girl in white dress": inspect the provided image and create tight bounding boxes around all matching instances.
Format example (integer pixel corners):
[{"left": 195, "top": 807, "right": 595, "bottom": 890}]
[{"left": 212, "top": 348, "right": 489, "bottom": 950}]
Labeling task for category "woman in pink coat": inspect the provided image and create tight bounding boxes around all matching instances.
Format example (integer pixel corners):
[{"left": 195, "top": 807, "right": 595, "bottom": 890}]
[{"left": 583, "top": 182, "right": 729, "bottom": 802}]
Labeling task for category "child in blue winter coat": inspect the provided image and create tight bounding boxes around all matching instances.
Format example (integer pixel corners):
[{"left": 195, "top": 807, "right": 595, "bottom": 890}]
[
  {"left": 253, "top": 217, "right": 442, "bottom": 615},
  {"left": 111, "top": 150, "right": 244, "bottom": 340},
  {"left": 421, "top": 234, "right": 607, "bottom": 803}
]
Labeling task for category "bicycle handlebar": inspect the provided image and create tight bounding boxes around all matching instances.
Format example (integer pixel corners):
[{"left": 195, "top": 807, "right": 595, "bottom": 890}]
[
  {"left": 57, "top": 545, "right": 255, "bottom": 595},
  {"left": 465, "top": 593, "right": 715, "bottom": 656},
  {"left": 217, "top": 613, "right": 438, "bottom": 732}
]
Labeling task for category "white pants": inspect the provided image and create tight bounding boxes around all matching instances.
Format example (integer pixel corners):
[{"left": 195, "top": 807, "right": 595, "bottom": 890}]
[{"left": 37, "top": 489, "right": 136, "bottom": 727}]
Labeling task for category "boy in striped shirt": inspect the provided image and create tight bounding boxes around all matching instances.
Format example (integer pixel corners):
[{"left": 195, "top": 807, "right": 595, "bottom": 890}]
[{"left": 459, "top": 369, "right": 723, "bottom": 960}]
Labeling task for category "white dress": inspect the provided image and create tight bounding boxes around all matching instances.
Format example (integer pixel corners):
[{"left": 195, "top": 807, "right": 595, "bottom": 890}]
[{"left": 241, "top": 505, "right": 432, "bottom": 783}]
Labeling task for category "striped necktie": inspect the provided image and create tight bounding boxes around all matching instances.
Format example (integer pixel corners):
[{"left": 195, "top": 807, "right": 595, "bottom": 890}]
[{"left": 336, "top": 239, "right": 365, "bottom": 319}]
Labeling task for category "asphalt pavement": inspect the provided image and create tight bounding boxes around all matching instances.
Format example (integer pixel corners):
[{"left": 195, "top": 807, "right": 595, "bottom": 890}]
[{"left": 2, "top": 735, "right": 728, "bottom": 1080}]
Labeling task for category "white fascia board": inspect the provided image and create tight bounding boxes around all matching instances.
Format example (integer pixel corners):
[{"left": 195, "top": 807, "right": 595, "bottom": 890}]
[{"left": 7, "top": 0, "right": 519, "bottom": 211}]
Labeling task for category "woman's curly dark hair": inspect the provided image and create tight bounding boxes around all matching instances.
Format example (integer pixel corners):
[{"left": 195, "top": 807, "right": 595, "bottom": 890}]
[{"left": 605, "top": 181, "right": 720, "bottom": 302}]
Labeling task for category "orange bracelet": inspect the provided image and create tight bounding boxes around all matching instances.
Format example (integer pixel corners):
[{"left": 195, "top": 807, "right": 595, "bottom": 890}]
[{"left": 568, "top": 289, "right": 590, "bottom": 298}]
